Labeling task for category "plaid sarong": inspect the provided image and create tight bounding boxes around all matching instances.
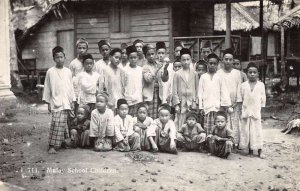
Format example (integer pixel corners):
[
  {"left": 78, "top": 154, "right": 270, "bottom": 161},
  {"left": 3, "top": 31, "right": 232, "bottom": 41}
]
[
  {"left": 146, "top": 86, "right": 161, "bottom": 119},
  {"left": 204, "top": 111, "right": 216, "bottom": 134},
  {"left": 49, "top": 110, "right": 69, "bottom": 148}
]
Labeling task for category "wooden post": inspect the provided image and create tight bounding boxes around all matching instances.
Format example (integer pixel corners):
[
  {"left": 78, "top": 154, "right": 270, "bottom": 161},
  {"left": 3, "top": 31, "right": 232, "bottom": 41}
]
[
  {"left": 274, "top": 56, "right": 278, "bottom": 75},
  {"left": 168, "top": 4, "right": 174, "bottom": 60},
  {"left": 259, "top": 0, "right": 266, "bottom": 82},
  {"left": 225, "top": 2, "right": 232, "bottom": 49},
  {"left": 281, "top": 26, "right": 285, "bottom": 78}
]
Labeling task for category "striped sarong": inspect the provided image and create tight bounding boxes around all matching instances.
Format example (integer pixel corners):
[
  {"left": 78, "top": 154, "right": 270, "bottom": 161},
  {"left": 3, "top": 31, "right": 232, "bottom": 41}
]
[
  {"left": 204, "top": 111, "right": 216, "bottom": 134},
  {"left": 146, "top": 86, "right": 161, "bottom": 119}
]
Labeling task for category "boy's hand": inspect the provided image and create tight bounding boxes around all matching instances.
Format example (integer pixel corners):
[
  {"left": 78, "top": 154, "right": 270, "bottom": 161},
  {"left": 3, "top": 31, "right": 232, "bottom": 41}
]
[
  {"left": 139, "top": 123, "right": 147, "bottom": 130},
  {"left": 175, "top": 105, "right": 180, "bottom": 113},
  {"left": 164, "top": 62, "right": 169, "bottom": 71},
  {"left": 185, "top": 137, "right": 192, "bottom": 142},
  {"left": 123, "top": 138, "right": 129, "bottom": 145},
  {"left": 213, "top": 135, "right": 219, "bottom": 141}
]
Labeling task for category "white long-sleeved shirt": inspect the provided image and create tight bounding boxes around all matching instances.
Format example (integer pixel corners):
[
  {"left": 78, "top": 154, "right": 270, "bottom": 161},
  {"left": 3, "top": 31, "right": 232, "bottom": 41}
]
[
  {"left": 123, "top": 65, "right": 143, "bottom": 106},
  {"left": 198, "top": 72, "right": 231, "bottom": 114},
  {"left": 43, "top": 66, "right": 75, "bottom": 112}
]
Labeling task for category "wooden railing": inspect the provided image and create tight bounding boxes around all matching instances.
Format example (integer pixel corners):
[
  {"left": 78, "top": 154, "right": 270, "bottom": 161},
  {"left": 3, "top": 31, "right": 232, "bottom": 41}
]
[{"left": 173, "top": 35, "right": 241, "bottom": 61}]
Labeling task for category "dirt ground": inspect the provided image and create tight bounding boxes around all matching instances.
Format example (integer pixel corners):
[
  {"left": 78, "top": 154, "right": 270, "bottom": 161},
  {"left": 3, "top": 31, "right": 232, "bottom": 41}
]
[{"left": 0, "top": 98, "right": 300, "bottom": 191}]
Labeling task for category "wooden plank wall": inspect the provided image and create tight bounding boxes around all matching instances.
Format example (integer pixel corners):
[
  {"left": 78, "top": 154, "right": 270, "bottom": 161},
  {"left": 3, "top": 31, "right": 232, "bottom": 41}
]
[
  {"left": 22, "top": 14, "right": 74, "bottom": 70},
  {"left": 75, "top": 3, "right": 171, "bottom": 60},
  {"left": 130, "top": 4, "right": 171, "bottom": 49},
  {"left": 75, "top": 8, "right": 110, "bottom": 60}
]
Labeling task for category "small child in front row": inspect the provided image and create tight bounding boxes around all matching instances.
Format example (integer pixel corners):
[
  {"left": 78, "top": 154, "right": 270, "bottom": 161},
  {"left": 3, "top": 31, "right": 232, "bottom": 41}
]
[
  {"left": 70, "top": 105, "right": 91, "bottom": 148},
  {"left": 207, "top": 111, "right": 234, "bottom": 159},
  {"left": 147, "top": 104, "right": 177, "bottom": 154},
  {"left": 237, "top": 63, "right": 266, "bottom": 158},
  {"left": 90, "top": 93, "right": 115, "bottom": 152},
  {"left": 132, "top": 103, "right": 155, "bottom": 151},
  {"left": 114, "top": 99, "right": 141, "bottom": 152},
  {"left": 177, "top": 111, "right": 206, "bottom": 152}
]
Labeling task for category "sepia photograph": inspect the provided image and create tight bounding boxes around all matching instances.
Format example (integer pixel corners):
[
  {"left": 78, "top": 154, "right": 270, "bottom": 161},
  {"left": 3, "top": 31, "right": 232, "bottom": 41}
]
[{"left": 0, "top": 0, "right": 300, "bottom": 190}]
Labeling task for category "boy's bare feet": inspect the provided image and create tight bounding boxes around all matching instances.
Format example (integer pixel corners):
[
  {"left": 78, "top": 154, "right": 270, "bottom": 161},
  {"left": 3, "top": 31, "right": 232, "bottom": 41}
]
[{"left": 48, "top": 147, "right": 57, "bottom": 154}]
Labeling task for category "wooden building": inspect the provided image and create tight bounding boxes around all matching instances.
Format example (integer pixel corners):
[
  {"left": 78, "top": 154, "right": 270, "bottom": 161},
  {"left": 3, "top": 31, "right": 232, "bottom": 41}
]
[{"left": 19, "top": 0, "right": 254, "bottom": 73}]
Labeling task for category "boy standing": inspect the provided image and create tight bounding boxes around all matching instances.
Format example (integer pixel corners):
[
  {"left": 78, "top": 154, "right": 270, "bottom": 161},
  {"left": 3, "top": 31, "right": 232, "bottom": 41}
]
[
  {"left": 233, "top": 57, "right": 247, "bottom": 83},
  {"left": 69, "top": 38, "right": 89, "bottom": 77},
  {"left": 172, "top": 48, "right": 198, "bottom": 130},
  {"left": 43, "top": 46, "right": 75, "bottom": 154},
  {"left": 198, "top": 53, "right": 231, "bottom": 134},
  {"left": 99, "top": 48, "right": 127, "bottom": 110},
  {"left": 119, "top": 43, "right": 129, "bottom": 71},
  {"left": 69, "top": 38, "right": 88, "bottom": 113},
  {"left": 200, "top": 41, "right": 212, "bottom": 62},
  {"left": 217, "top": 48, "right": 242, "bottom": 149},
  {"left": 123, "top": 45, "right": 143, "bottom": 116},
  {"left": 133, "top": 39, "right": 147, "bottom": 67},
  {"left": 94, "top": 40, "right": 111, "bottom": 75}
]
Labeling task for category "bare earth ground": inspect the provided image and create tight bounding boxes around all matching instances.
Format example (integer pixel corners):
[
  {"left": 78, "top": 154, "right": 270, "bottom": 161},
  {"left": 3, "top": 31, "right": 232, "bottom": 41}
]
[{"left": 0, "top": 99, "right": 300, "bottom": 191}]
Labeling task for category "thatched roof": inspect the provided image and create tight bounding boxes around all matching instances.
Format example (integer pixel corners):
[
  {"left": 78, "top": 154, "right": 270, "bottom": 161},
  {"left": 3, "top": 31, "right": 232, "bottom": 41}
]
[
  {"left": 275, "top": 4, "right": 300, "bottom": 28},
  {"left": 214, "top": 2, "right": 288, "bottom": 31}
]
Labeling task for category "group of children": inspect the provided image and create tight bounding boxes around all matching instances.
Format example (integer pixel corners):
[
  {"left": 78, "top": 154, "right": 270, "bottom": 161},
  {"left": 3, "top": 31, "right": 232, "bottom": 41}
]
[{"left": 43, "top": 38, "right": 266, "bottom": 159}]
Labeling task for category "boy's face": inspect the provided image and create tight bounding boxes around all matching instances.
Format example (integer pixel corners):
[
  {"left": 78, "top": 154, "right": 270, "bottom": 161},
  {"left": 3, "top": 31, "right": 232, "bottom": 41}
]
[
  {"left": 77, "top": 43, "right": 88, "bottom": 57},
  {"left": 83, "top": 58, "right": 94, "bottom": 72},
  {"left": 77, "top": 108, "right": 86, "bottom": 121},
  {"left": 157, "top": 48, "right": 166, "bottom": 62},
  {"left": 95, "top": 96, "right": 107, "bottom": 110},
  {"left": 207, "top": 58, "right": 218, "bottom": 73},
  {"left": 54, "top": 52, "right": 65, "bottom": 67},
  {"left": 137, "top": 107, "right": 147, "bottom": 121},
  {"left": 201, "top": 48, "right": 212, "bottom": 59},
  {"left": 121, "top": 49, "right": 128, "bottom": 62},
  {"left": 100, "top": 45, "right": 111, "bottom": 59},
  {"left": 196, "top": 64, "right": 207, "bottom": 77},
  {"left": 110, "top": 52, "right": 121, "bottom": 67},
  {"left": 233, "top": 59, "right": 241, "bottom": 70},
  {"left": 159, "top": 109, "right": 170, "bottom": 124},
  {"left": 247, "top": 67, "right": 258, "bottom": 82},
  {"left": 118, "top": 104, "right": 129, "bottom": 118},
  {"left": 223, "top": 54, "right": 233, "bottom": 71},
  {"left": 135, "top": 43, "right": 143, "bottom": 56},
  {"left": 186, "top": 117, "right": 197, "bottom": 127},
  {"left": 181, "top": 54, "right": 192, "bottom": 69},
  {"left": 174, "top": 46, "right": 182, "bottom": 58},
  {"left": 146, "top": 49, "right": 156, "bottom": 63},
  {"left": 129, "top": 52, "right": 138, "bottom": 66},
  {"left": 173, "top": 61, "right": 182, "bottom": 72},
  {"left": 215, "top": 115, "right": 227, "bottom": 130}
]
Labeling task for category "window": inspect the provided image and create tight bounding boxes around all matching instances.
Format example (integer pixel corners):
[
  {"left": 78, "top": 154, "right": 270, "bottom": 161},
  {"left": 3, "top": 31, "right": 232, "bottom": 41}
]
[{"left": 110, "top": 3, "right": 130, "bottom": 33}]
